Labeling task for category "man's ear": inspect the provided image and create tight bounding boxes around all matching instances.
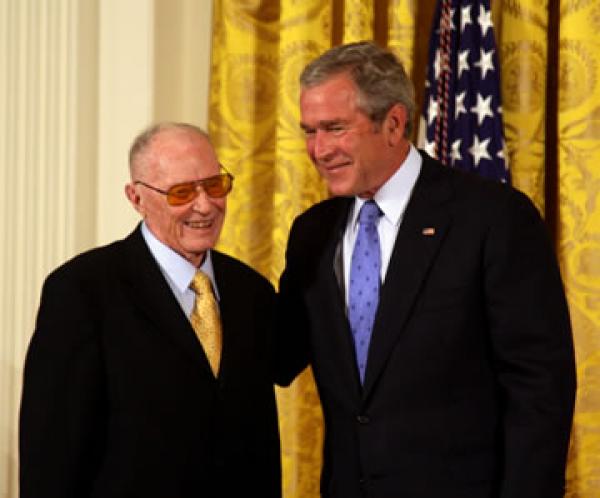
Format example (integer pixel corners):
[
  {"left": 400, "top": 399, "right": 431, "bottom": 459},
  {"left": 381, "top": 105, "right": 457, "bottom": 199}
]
[
  {"left": 125, "top": 183, "right": 144, "bottom": 216},
  {"left": 385, "top": 103, "right": 408, "bottom": 146}
]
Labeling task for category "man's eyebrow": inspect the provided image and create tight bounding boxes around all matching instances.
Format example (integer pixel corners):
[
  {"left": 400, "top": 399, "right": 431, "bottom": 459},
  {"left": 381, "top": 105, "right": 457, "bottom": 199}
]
[{"left": 300, "top": 119, "right": 347, "bottom": 130}]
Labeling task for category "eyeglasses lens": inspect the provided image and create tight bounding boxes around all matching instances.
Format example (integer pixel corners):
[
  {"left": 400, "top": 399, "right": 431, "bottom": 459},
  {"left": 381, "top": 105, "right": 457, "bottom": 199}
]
[
  {"left": 166, "top": 174, "right": 232, "bottom": 206},
  {"left": 204, "top": 175, "right": 231, "bottom": 198},
  {"left": 166, "top": 184, "right": 196, "bottom": 205}
]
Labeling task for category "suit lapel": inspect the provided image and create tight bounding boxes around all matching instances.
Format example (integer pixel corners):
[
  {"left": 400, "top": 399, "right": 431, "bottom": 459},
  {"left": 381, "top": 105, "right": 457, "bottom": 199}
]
[
  {"left": 118, "top": 226, "right": 213, "bottom": 376},
  {"left": 309, "top": 198, "right": 364, "bottom": 402},
  {"left": 362, "top": 158, "right": 454, "bottom": 398},
  {"left": 209, "top": 251, "right": 245, "bottom": 383}
]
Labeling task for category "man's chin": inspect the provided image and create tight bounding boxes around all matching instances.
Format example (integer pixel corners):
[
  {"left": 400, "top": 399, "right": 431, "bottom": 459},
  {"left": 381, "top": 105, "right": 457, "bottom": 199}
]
[
  {"left": 327, "top": 183, "right": 353, "bottom": 198},
  {"left": 179, "top": 239, "right": 217, "bottom": 264},
  {"left": 183, "top": 241, "right": 214, "bottom": 256}
]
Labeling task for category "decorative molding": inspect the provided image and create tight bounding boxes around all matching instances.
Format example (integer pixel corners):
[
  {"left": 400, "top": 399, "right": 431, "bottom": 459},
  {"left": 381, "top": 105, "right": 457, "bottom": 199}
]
[{"left": 0, "top": 1, "right": 90, "bottom": 497}]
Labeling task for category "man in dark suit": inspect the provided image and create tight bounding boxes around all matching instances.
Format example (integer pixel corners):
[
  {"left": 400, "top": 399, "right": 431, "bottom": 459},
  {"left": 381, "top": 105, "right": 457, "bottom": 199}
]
[
  {"left": 20, "top": 123, "right": 281, "bottom": 498},
  {"left": 277, "top": 42, "right": 576, "bottom": 498}
]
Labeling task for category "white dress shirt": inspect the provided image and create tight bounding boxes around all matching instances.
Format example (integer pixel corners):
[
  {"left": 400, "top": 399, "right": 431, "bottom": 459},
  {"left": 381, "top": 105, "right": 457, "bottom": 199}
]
[
  {"left": 141, "top": 222, "right": 219, "bottom": 318},
  {"left": 342, "top": 144, "right": 422, "bottom": 305}
]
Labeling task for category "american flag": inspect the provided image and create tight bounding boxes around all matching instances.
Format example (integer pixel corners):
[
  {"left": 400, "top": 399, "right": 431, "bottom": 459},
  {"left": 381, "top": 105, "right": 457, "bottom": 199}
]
[{"left": 421, "top": 0, "right": 510, "bottom": 183}]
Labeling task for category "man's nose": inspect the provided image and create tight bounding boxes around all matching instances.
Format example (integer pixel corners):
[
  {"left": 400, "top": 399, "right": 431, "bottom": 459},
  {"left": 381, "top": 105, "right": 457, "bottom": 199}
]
[
  {"left": 191, "top": 188, "right": 212, "bottom": 211},
  {"left": 313, "top": 130, "right": 335, "bottom": 161}
]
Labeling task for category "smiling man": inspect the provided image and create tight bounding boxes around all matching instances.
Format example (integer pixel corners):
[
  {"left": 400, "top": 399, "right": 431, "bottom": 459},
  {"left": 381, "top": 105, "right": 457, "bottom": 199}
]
[
  {"left": 277, "top": 42, "right": 575, "bottom": 498},
  {"left": 20, "top": 123, "right": 281, "bottom": 498}
]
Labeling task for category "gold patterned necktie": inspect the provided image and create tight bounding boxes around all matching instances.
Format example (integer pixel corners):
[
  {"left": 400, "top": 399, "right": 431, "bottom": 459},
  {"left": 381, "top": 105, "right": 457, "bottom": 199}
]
[{"left": 189, "top": 271, "right": 222, "bottom": 376}]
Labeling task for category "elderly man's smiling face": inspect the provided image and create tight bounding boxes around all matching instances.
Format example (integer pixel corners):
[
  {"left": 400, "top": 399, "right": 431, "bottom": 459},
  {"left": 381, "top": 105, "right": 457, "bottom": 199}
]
[{"left": 126, "top": 128, "right": 226, "bottom": 267}]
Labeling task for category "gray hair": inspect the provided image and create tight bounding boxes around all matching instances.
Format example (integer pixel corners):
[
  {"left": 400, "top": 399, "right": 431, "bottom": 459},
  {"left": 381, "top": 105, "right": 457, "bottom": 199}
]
[
  {"left": 300, "top": 41, "right": 415, "bottom": 137},
  {"left": 129, "top": 122, "right": 209, "bottom": 177}
]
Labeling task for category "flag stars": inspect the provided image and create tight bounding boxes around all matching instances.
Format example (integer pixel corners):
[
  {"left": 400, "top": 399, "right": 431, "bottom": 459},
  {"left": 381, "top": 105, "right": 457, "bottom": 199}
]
[
  {"left": 427, "top": 96, "right": 439, "bottom": 125},
  {"left": 434, "top": 49, "right": 442, "bottom": 80},
  {"left": 421, "top": 0, "right": 510, "bottom": 184},
  {"left": 460, "top": 4, "right": 472, "bottom": 32},
  {"left": 424, "top": 139, "right": 437, "bottom": 159},
  {"left": 478, "top": 4, "right": 494, "bottom": 37},
  {"left": 447, "top": 8, "right": 456, "bottom": 31},
  {"left": 470, "top": 93, "right": 493, "bottom": 125},
  {"left": 469, "top": 135, "right": 492, "bottom": 166},
  {"left": 458, "top": 50, "right": 470, "bottom": 78},
  {"left": 498, "top": 138, "right": 508, "bottom": 183},
  {"left": 497, "top": 142, "right": 508, "bottom": 164},
  {"left": 474, "top": 48, "right": 495, "bottom": 79},
  {"left": 455, "top": 91, "right": 467, "bottom": 119},
  {"left": 451, "top": 139, "right": 462, "bottom": 164}
]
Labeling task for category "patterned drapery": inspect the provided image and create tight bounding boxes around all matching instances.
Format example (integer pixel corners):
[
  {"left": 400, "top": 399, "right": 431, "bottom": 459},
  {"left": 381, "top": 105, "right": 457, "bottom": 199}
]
[
  {"left": 500, "top": 0, "right": 548, "bottom": 210},
  {"left": 209, "top": 2, "right": 600, "bottom": 497},
  {"left": 556, "top": 2, "right": 600, "bottom": 497}
]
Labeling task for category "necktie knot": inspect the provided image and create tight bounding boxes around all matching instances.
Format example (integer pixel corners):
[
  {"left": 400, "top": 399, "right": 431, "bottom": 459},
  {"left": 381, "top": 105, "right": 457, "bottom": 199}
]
[
  {"left": 191, "top": 270, "right": 212, "bottom": 295},
  {"left": 358, "top": 200, "right": 381, "bottom": 227}
]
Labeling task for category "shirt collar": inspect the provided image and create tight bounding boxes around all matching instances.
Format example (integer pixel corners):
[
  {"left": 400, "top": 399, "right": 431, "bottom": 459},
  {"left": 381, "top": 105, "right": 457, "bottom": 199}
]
[
  {"left": 140, "top": 222, "right": 219, "bottom": 298},
  {"left": 350, "top": 144, "right": 422, "bottom": 228}
]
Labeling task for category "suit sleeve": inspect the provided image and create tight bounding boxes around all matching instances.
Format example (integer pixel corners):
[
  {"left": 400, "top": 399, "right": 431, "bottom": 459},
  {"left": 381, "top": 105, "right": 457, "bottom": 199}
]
[
  {"left": 484, "top": 190, "right": 576, "bottom": 498},
  {"left": 20, "top": 270, "right": 106, "bottom": 498},
  {"left": 274, "top": 218, "right": 311, "bottom": 387}
]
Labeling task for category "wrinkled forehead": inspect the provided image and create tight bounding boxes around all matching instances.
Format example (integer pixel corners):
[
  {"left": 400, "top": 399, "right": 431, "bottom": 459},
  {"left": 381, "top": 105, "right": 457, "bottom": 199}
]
[
  {"left": 138, "top": 129, "right": 219, "bottom": 178},
  {"left": 151, "top": 129, "right": 214, "bottom": 160}
]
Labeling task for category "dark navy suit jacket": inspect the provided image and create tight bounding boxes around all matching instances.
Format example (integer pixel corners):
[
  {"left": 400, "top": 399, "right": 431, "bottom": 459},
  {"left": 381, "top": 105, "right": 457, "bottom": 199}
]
[
  {"left": 277, "top": 152, "right": 575, "bottom": 498},
  {"left": 21, "top": 225, "right": 281, "bottom": 498}
]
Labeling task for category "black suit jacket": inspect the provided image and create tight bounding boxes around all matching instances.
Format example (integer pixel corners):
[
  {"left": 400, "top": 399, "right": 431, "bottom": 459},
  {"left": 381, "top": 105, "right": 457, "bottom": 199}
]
[
  {"left": 277, "top": 153, "right": 576, "bottom": 498},
  {"left": 20, "top": 225, "right": 281, "bottom": 498}
]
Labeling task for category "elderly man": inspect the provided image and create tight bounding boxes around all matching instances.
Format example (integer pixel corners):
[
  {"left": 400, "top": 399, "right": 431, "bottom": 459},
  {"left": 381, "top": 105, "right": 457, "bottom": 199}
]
[
  {"left": 277, "top": 41, "right": 575, "bottom": 498},
  {"left": 20, "top": 123, "right": 281, "bottom": 498}
]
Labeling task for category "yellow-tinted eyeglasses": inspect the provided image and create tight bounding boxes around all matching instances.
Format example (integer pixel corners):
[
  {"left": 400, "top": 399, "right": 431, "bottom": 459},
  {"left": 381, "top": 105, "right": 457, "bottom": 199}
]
[{"left": 135, "top": 166, "right": 234, "bottom": 206}]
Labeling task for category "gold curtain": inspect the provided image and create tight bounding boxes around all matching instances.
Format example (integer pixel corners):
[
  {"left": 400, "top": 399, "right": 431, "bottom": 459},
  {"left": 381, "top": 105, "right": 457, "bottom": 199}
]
[
  {"left": 209, "top": 1, "right": 600, "bottom": 497},
  {"left": 557, "top": 2, "right": 600, "bottom": 497},
  {"left": 499, "top": 0, "right": 547, "bottom": 211}
]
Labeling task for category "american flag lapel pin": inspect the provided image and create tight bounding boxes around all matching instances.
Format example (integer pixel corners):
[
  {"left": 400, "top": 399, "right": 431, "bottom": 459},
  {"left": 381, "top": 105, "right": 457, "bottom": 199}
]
[{"left": 422, "top": 227, "right": 435, "bottom": 236}]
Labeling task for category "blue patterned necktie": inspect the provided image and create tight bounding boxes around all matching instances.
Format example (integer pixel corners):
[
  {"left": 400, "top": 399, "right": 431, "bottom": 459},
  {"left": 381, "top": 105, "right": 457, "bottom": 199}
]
[{"left": 348, "top": 200, "right": 382, "bottom": 384}]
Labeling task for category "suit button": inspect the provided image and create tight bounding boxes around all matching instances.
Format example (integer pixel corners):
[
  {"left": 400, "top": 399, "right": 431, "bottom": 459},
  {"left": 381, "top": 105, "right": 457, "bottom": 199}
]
[{"left": 356, "top": 415, "right": 370, "bottom": 424}]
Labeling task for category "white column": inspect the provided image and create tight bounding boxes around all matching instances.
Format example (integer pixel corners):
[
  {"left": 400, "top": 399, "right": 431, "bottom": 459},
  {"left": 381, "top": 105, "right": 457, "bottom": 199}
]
[
  {"left": 96, "top": 0, "right": 155, "bottom": 245},
  {"left": 154, "top": 0, "right": 213, "bottom": 128},
  {"left": 0, "top": 1, "right": 99, "bottom": 496}
]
